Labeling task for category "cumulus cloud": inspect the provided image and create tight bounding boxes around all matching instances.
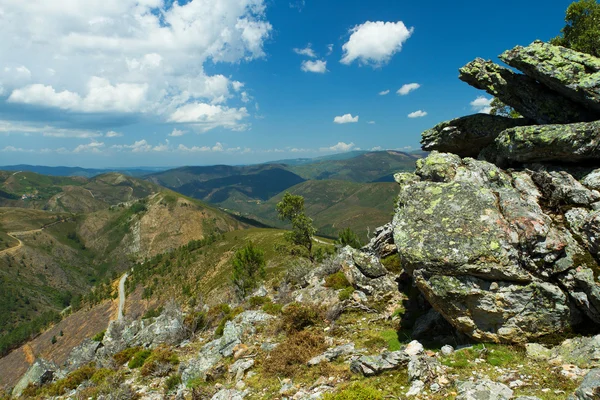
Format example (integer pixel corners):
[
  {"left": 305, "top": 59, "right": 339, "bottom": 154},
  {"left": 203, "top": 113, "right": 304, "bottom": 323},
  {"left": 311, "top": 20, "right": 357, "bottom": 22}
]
[
  {"left": 73, "top": 141, "right": 105, "bottom": 153},
  {"left": 367, "top": 121, "right": 376, "bottom": 124},
  {"left": 105, "top": 131, "right": 123, "bottom": 137},
  {"left": 470, "top": 96, "right": 492, "bottom": 114},
  {"left": 301, "top": 60, "right": 327, "bottom": 74},
  {"left": 168, "top": 128, "right": 187, "bottom": 137},
  {"left": 0, "top": 0, "right": 271, "bottom": 130},
  {"left": 408, "top": 110, "right": 427, "bottom": 118},
  {"left": 294, "top": 44, "right": 317, "bottom": 58},
  {"left": 321, "top": 142, "right": 356, "bottom": 152},
  {"left": 168, "top": 103, "right": 250, "bottom": 132},
  {"left": 378, "top": 90, "right": 390, "bottom": 96},
  {"left": 326, "top": 44, "right": 334, "bottom": 56},
  {"left": 178, "top": 142, "right": 238, "bottom": 153},
  {"left": 0, "top": 120, "right": 101, "bottom": 138},
  {"left": 371, "top": 146, "right": 383, "bottom": 151},
  {"left": 341, "top": 21, "right": 414, "bottom": 67},
  {"left": 333, "top": 114, "right": 359, "bottom": 124},
  {"left": 397, "top": 83, "right": 420, "bottom": 96}
]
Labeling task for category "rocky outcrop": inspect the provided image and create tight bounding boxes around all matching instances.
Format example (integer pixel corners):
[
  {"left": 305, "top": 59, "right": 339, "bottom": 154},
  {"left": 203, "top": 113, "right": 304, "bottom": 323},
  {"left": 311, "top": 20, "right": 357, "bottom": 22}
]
[
  {"left": 500, "top": 41, "right": 600, "bottom": 114},
  {"left": 526, "top": 335, "right": 600, "bottom": 368},
  {"left": 456, "top": 380, "right": 513, "bottom": 400},
  {"left": 336, "top": 246, "right": 396, "bottom": 295},
  {"left": 459, "top": 58, "right": 596, "bottom": 124},
  {"left": 12, "top": 359, "right": 57, "bottom": 398},
  {"left": 362, "top": 223, "right": 397, "bottom": 258},
  {"left": 64, "top": 339, "right": 103, "bottom": 372},
  {"left": 421, "top": 114, "right": 531, "bottom": 158},
  {"left": 479, "top": 121, "right": 600, "bottom": 167},
  {"left": 350, "top": 350, "right": 410, "bottom": 376},
  {"left": 392, "top": 151, "right": 600, "bottom": 343},
  {"left": 569, "top": 369, "right": 600, "bottom": 400}
]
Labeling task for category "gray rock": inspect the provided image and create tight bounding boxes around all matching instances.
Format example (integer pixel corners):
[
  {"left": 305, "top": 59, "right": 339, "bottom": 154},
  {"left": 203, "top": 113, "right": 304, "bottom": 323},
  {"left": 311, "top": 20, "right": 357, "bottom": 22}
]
[
  {"left": 407, "top": 355, "right": 443, "bottom": 383},
  {"left": 480, "top": 121, "right": 600, "bottom": 167},
  {"left": 421, "top": 114, "right": 532, "bottom": 158},
  {"left": 12, "top": 359, "right": 57, "bottom": 397},
  {"left": 441, "top": 345, "right": 454, "bottom": 356},
  {"left": 228, "top": 359, "right": 254, "bottom": 381},
  {"left": 392, "top": 152, "right": 599, "bottom": 343},
  {"left": 459, "top": 58, "right": 596, "bottom": 124},
  {"left": 531, "top": 171, "right": 600, "bottom": 207},
  {"left": 131, "top": 307, "right": 187, "bottom": 348},
  {"left": 583, "top": 170, "right": 600, "bottom": 191},
  {"left": 531, "top": 335, "right": 600, "bottom": 368},
  {"left": 180, "top": 311, "right": 273, "bottom": 384},
  {"left": 514, "top": 397, "right": 542, "bottom": 400},
  {"left": 500, "top": 41, "right": 600, "bottom": 114},
  {"left": 457, "top": 380, "right": 513, "bottom": 400},
  {"left": 307, "top": 343, "right": 355, "bottom": 366},
  {"left": 336, "top": 247, "right": 396, "bottom": 295},
  {"left": 350, "top": 351, "right": 409, "bottom": 376},
  {"left": 362, "top": 223, "right": 397, "bottom": 259},
  {"left": 64, "top": 339, "right": 103, "bottom": 372},
  {"left": 211, "top": 389, "right": 246, "bottom": 400},
  {"left": 569, "top": 368, "right": 600, "bottom": 400},
  {"left": 406, "top": 380, "right": 425, "bottom": 397}
]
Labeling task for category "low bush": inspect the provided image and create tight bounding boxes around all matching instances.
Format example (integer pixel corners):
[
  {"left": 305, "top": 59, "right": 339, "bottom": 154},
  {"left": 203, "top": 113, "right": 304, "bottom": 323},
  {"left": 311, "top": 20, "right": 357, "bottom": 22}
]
[
  {"left": 92, "top": 330, "right": 105, "bottom": 342},
  {"left": 264, "top": 331, "right": 327, "bottom": 377},
  {"left": 184, "top": 311, "right": 207, "bottom": 334},
  {"left": 164, "top": 374, "right": 182, "bottom": 393},
  {"left": 142, "top": 306, "right": 163, "bottom": 320},
  {"left": 281, "top": 303, "right": 323, "bottom": 333},
  {"left": 140, "top": 346, "right": 179, "bottom": 377},
  {"left": 90, "top": 368, "right": 114, "bottom": 385},
  {"left": 322, "top": 383, "right": 383, "bottom": 400},
  {"left": 128, "top": 349, "right": 152, "bottom": 369},
  {"left": 46, "top": 364, "right": 96, "bottom": 396},
  {"left": 249, "top": 296, "right": 269, "bottom": 307},
  {"left": 324, "top": 271, "right": 351, "bottom": 290},
  {"left": 338, "top": 287, "right": 354, "bottom": 301},
  {"left": 262, "top": 301, "right": 283, "bottom": 315},
  {"left": 113, "top": 346, "right": 142, "bottom": 365}
]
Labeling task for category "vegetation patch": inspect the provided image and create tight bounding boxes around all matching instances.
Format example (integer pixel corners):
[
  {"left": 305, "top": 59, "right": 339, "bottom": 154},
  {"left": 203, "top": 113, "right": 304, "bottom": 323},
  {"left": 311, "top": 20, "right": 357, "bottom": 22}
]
[
  {"left": 281, "top": 303, "right": 324, "bottom": 333},
  {"left": 322, "top": 383, "right": 383, "bottom": 400},
  {"left": 324, "top": 271, "right": 351, "bottom": 290},
  {"left": 263, "top": 330, "right": 327, "bottom": 377},
  {"left": 128, "top": 349, "right": 152, "bottom": 369}
]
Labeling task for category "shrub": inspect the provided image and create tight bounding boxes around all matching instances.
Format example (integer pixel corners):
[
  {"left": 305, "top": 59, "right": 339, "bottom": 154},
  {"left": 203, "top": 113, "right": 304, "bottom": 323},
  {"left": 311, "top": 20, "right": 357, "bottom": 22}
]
[
  {"left": 90, "top": 368, "right": 114, "bottom": 385},
  {"left": 338, "top": 287, "right": 354, "bottom": 301},
  {"left": 184, "top": 311, "right": 207, "bottom": 334},
  {"left": 264, "top": 331, "right": 327, "bottom": 377},
  {"left": 92, "top": 330, "right": 105, "bottom": 342},
  {"left": 281, "top": 303, "right": 323, "bottom": 333},
  {"left": 262, "top": 301, "right": 283, "bottom": 315},
  {"left": 141, "top": 347, "right": 179, "bottom": 377},
  {"left": 164, "top": 374, "right": 182, "bottom": 393},
  {"left": 322, "top": 383, "right": 383, "bottom": 400},
  {"left": 232, "top": 242, "right": 266, "bottom": 299},
  {"left": 46, "top": 364, "right": 96, "bottom": 396},
  {"left": 284, "top": 258, "right": 313, "bottom": 287},
  {"left": 113, "top": 347, "right": 142, "bottom": 365},
  {"left": 128, "top": 349, "right": 152, "bottom": 369},
  {"left": 142, "top": 306, "right": 163, "bottom": 320},
  {"left": 336, "top": 228, "right": 362, "bottom": 249},
  {"left": 380, "top": 254, "right": 402, "bottom": 274},
  {"left": 324, "top": 271, "right": 351, "bottom": 290},
  {"left": 249, "top": 296, "right": 269, "bottom": 307}
]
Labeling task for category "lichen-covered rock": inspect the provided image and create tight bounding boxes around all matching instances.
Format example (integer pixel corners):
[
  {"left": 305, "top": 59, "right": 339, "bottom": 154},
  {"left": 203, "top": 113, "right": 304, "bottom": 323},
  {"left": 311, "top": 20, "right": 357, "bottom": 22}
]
[
  {"left": 528, "top": 335, "right": 600, "bottom": 368},
  {"left": 459, "top": 58, "right": 596, "bottom": 124},
  {"left": 64, "top": 339, "right": 103, "bottom": 372},
  {"left": 336, "top": 246, "right": 396, "bottom": 295},
  {"left": 500, "top": 41, "right": 600, "bottom": 114},
  {"left": 362, "top": 223, "right": 397, "bottom": 258},
  {"left": 392, "top": 152, "right": 599, "bottom": 343},
  {"left": 457, "top": 380, "right": 513, "bottom": 400},
  {"left": 131, "top": 307, "right": 187, "bottom": 348},
  {"left": 569, "top": 368, "right": 600, "bottom": 400},
  {"left": 480, "top": 121, "right": 600, "bottom": 167},
  {"left": 583, "top": 170, "right": 600, "bottom": 191},
  {"left": 421, "top": 114, "right": 532, "bottom": 157},
  {"left": 12, "top": 359, "right": 57, "bottom": 398},
  {"left": 350, "top": 350, "right": 409, "bottom": 376},
  {"left": 308, "top": 343, "right": 355, "bottom": 366},
  {"left": 211, "top": 389, "right": 247, "bottom": 400},
  {"left": 531, "top": 171, "right": 600, "bottom": 207}
]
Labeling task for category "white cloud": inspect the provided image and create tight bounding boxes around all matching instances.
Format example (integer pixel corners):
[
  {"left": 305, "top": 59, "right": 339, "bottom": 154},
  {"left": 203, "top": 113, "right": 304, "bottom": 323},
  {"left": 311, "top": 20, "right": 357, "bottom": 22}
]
[
  {"left": 408, "top": 110, "right": 427, "bottom": 118},
  {"left": 321, "top": 142, "right": 356, "bottom": 152},
  {"left": 326, "top": 44, "right": 334, "bottom": 56},
  {"left": 241, "top": 91, "right": 251, "bottom": 103},
  {"left": 168, "top": 103, "right": 250, "bottom": 132},
  {"left": 470, "top": 96, "right": 492, "bottom": 114},
  {"left": 397, "top": 83, "right": 420, "bottom": 96},
  {"left": 293, "top": 44, "right": 317, "bottom": 58},
  {"left": 73, "top": 141, "right": 105, "bottom": 153},
  {"left": 371, "top": 146, "right": 382, "bottom": 151},
  {"left": 0, "top": 120, "right": 101, "bottom": 138},
  {"left": 168, "top": 128, "right": 187, "bottom": 137},
  {"left": 341, "top": 21, "right": 414, "bottom": 67},
  {"left": 301, "top": 60, "right": 327, "bottom": 74},
  {"left": 0, "top": 0, "right": 271, "bottom": 129},
  {"left": 178, "top": 142, "right": 230, "bottom": 153},
  {"left": 378, "top": 90, "right": 390, "bottom": 96},
  {"left": 1, "top": 146, "right": 34, "bottom": 153},
  {"left": 333, "top": 114, "right": 359, "bottom": 124},
  {"left": 105, "top": 131, "right": 123, "bottom": 138},
  {"left": 367, "top": 121, "right": 376, "bottom": 124},
  {"left": 232, "top": 81, "right": 245, "bottom": 92}
]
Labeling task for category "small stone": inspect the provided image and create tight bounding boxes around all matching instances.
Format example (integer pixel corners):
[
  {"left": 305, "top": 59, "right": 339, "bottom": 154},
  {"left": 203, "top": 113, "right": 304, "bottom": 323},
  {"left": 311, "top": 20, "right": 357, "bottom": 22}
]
[
  {"left": 233, "top": 344, "right": 249, "bottom": 360},
  {"left": 405, "top": 340, "right": 424, "bottom": 356},
  {"left": 441, "top": 345, "right": 454, "bottom": 356},
  {"left": 406, "top": 380, "right": 425, "bottom": 397}
]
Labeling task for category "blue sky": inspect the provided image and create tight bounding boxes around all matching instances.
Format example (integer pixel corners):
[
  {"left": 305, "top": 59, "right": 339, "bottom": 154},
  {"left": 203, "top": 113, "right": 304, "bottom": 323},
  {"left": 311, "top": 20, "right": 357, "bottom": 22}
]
[{"left": 0, "top": 0, "right": 574, "bottom": 167}]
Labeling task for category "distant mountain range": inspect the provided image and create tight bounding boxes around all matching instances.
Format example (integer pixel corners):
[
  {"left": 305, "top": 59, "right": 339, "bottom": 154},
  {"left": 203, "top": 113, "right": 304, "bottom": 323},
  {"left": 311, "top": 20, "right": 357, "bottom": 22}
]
[{"left": 0, "top": 165, "right": 168, "bottom": 178}]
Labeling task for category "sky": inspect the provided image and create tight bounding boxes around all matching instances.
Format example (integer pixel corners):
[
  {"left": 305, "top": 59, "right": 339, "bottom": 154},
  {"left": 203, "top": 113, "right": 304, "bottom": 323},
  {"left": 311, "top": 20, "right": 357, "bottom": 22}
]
[{"left": 0, "top": 0, "right": 575, "bottom": 168}]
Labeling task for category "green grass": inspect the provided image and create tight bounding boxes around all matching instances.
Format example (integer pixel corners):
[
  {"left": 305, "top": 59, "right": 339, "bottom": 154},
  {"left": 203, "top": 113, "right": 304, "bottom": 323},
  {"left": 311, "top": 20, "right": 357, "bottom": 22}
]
[{"left": 380, "top": 329, "right": 402, "bottom": 351}]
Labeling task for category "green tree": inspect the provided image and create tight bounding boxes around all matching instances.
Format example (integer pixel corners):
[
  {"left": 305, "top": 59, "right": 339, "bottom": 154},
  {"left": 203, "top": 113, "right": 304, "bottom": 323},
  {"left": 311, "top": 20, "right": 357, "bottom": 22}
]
[
  {"left": 551, "top": 0, "right": 600, "bottom": 57},
  {"left": 489, "top": 98, "right": 521, "bottom": 119},
  {"left": 231, "top": 242, "right": 266, "bottom": 299},
  {"left": 276, "top": 193, "right": 316, "bottom": 260},
  {"left": 336, "top": 227, "right": 362, "bottom": 249}
]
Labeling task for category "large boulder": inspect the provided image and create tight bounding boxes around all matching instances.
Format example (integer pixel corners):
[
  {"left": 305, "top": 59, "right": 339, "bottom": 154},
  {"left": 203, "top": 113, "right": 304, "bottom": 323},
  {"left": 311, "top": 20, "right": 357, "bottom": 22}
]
[
  {"left": 456, "top": 380, "right": 513, "bottom": 400},
  {"left": 569, "top": 369, "right": 600, "bottom": 400},
  {"left": 12, "top": 359, "right": 58, "bottom": 398},
  {"left": 421, "top": 114, "right": 531, "bottom": 157},
  {"left": 64, "top": 339, "right": 103, "bottom": 372},
  {"left": 392, "top": 152, "right": 600, "bottom": 343},
  {"left": 336, "top": 246, "right": 396, "bottom": 295},
  {"left": 459, "top": 58, "right": 596, "bottom": 124},
  {"left": 479, "top": 121, "right": 600, "bottom": 167},
  {"left": 500, "top": 41, "right": 600, "bottom": 114},
  {"left": 362, "top": 223, "right": 397, "bottom": 258}
]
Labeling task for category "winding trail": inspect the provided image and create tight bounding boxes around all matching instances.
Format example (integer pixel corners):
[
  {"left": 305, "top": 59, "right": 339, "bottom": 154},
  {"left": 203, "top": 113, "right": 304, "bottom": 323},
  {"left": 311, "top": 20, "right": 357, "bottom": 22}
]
[
  {"left": 0, "top": 220, "right": 64, "bottom": 256},
  {"left": 312, "top": 237, "right": 331, "bottom": 245},
  {"left": 118, "top": 273, "right": 128, "bottom": 321}
]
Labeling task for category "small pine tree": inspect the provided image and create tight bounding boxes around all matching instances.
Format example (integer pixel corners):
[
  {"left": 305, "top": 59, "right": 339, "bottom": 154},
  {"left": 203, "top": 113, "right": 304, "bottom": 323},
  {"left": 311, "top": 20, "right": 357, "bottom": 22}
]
[
  {"left": 336, "top": 227, "right": 362, "bottom": 249},
  {"left": 232, "top": 242, "right": 266, "bottom": 299},
  {"left": 51, "top": 336, "right": 57, "bottom": 344}
]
